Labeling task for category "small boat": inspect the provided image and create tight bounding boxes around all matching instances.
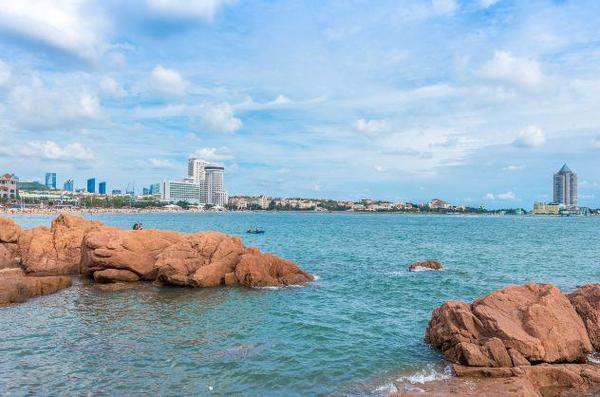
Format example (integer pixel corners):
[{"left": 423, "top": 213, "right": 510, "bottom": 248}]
[{"left": 246, "top": 228, "right": 265, "bottom": 234}]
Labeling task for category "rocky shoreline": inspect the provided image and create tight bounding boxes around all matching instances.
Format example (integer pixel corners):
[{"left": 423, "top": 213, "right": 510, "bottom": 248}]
[
  {"left": 0, "top": 214, "right": 314, "bottom": 306},
  {"left": 395, "top": 283, "right": 600, "bottom": 396}
]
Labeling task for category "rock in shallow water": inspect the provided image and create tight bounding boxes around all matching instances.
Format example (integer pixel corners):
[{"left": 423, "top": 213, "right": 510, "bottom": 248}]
[
  {"left": 408, "top": 260, "right": 443, "bottom": 272},
  {"left": 0, "top": 268, "right": 71, "bottom": 306},
  {"left": 425, "top": 283, "right": 593, "bottom": 367}
]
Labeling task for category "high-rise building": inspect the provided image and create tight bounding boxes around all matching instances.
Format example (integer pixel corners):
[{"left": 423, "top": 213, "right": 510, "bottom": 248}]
[
  {"left": 87, "top": 178, "right": 96, "bottom": 194},
  {"left": 553, "top": 164, "right": 578, "bottom": 208},
  {"left": 45, "top": 172, "right": 57, "bottom": 189},
  {"left": 204, "top": 165, "right": 227, "bottom": 207},
  {"left": 149, "top": 183, "right": 160, "bottom": 195},
  {"left": 0, "top": 173, "right": 18, "bottom": 200},
  {"left": 63, "top": 179, "right": 74, "bottom": 192},
  {"left": 188, "top": 158, "right": 209, "bottom": 183},
  {"left": 98, "top": 181, "right": 107, "bottom": 195}
]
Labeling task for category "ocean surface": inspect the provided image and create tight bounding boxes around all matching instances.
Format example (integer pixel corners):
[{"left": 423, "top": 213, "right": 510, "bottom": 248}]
[{"left": 2, "top": 212, "right": 599, "bottom": 396}]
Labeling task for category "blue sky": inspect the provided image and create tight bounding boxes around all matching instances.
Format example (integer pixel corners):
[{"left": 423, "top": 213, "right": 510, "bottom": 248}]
[{"left": 0, "top": 0, "right": 599, "bottom": 208}]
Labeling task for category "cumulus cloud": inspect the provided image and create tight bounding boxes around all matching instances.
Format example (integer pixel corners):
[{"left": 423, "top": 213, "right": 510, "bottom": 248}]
[
  {"left": 0, "top": 1, "right": 107, "bottom": 62},
  {"left": 148, "top": 65, "right": 186, "bottom": 96},
  {"left": 513, "top": 126, "right": 545, "bottom": 148},
  {"left": 354, "top": 118, "right": 388, "bottom": 135},
  {"left": 485, "top": 191, "right": 516, "bottom": 201},
  {"left": 191, "top": 147, "right": 234, "bottom": 161},
  {"left": 9, "top": 80, "right": 102, "bottom": 130},
  {"left": 235, "top": 94, "right": 293, "bottom": 111},
  {"left": 201, "top": 103, "right": 242, "bottom": 132},
  {"left": 479, "top": 51, "right": 544, "bottom": 87},
  {"left": 147, "top": 0, "right": 237, "bottom": 21},
  {"left": 100, "top": 77, "right": 126, "bottom": 98},
  {"left": 0, "top": 60, "right": 10, "bottom": 88},
  {"left": 21, "top": 141, "right": 95, "bottom": 161}
]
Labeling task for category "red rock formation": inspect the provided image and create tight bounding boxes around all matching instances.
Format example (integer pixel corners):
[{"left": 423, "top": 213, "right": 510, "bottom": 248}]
[
  {"left": 569, "top": 284, "right": 600, "bottom": 350},
  {"left": 81, "top": 226, "right": 315, "bottom": 288},
  {"left": 0, "top": 214, "right": 313, "bottom": 299},
  {"left": 18, "top": 214, "right": 103, "bottom": 275},
  {"left": 408, "top": 260, "right": 443, "bottom": 271},
  {"left": 0, "top": 268, "right": 72, "bottom": 306},
  {"left": 395, "top": 363, "right": 600, "bottom": 397},
  {"left": 425, "top": 284, "right": 593, "bottom": 367},
  {"left": 0, "top": 218, "right": 21, "bottom": 269}
]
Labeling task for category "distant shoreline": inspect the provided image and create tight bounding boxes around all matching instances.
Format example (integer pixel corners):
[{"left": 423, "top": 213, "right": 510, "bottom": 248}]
[{"left": 1, "top": 207, "right": 595, "bottom": 217}]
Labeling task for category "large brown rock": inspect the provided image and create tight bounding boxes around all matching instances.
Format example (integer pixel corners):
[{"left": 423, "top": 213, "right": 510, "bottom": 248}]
[
  {"left": 81, "top": 224, "right": 315, "bottom": 288},
  {"left": 425, "top": 284, "right": 593, "bottom": 367},
  {"left": 93, "top": 269, "right": 140, "bottom": 283},
  {"left": 569, "top": 284, "right": 600, "bottom": 350},
  {"left": 0, "top": 268, "right": 72, "bottom": 306},
  {"left": 0, "top": 218, "right": 21, "bottom": 269},
  {"left": 18, "top": 214, "right": 103, "bottom": 275}
]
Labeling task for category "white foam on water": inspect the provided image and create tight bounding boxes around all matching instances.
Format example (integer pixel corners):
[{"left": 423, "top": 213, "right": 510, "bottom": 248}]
[
  {"left": 372, "top": 382, "right": 398, "bottom": 395},
  {"left": 588, "top": 352, "right": 600, "bottom": 364},
  {"left": 396, "top": 365, "right": 453, "bottom": 384},
  {"left": 411, "top": 266, "right": 443, "bottom": 272}
]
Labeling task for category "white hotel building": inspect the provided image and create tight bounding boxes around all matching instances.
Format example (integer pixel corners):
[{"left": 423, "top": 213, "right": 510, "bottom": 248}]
[{"left": 161, "top": 158, "right": 229, "bottom": 207}]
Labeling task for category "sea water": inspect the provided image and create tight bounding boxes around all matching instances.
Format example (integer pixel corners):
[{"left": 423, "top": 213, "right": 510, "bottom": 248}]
[{"left": 1, "top": 213, "right": 599, "bottom": 396}]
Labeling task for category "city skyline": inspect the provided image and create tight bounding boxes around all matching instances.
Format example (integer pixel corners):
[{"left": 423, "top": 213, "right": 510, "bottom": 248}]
[{"left": 0, "top": 1, "right": 600, "bottom": 208}]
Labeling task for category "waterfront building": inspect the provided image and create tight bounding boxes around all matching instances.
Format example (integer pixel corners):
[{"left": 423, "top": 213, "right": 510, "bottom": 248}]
[
  {"left": 63, "top": 179, "right": 74, "bottom": 192},
  {"left": 0, "top": 173, "right": 18, "bottom": 200},
  {"left": 45, "top": 172, "right": 57, "bottom": 190},
  {"left": 112, "top": 189, "right": 122, "bottom": 195},
  {"left": 149, "top": 183, "right": 160, "bottom": 195},
  {"left": 87, "top": 178, "right": 96, "bottom": 194},
  {"left": 553, "top": 164, "right": 578, "bottom": 208},
  {"left": 161, "top": 180, "right": 202, "bottom": 204},
  {"left": 98, "top": 181, "right": 107, "bottom": 195},
  {"left": 429, "top": 198, "right": 450, "bottom": 210},
  {"left": 533, "top": 202, "right": 563, "bottom": 215}
]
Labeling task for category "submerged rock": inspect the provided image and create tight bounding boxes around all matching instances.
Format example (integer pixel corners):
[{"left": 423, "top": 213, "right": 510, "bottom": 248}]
[
  {"left": 408, "top": 260, "right": 443, "bottom": 272},
  {"left": 0, "top": 268, "right": 71, "bottom": 306},
  {"left": 425, "top": 284, "right": 593, "bottom": 367}
]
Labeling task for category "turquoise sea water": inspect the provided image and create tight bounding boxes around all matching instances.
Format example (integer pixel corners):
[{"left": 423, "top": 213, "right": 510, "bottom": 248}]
[{"left": 2, "top": 213, "right": 600, "bottom": 396}]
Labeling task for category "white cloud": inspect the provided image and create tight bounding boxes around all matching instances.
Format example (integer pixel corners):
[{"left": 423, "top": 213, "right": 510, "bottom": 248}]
[
  {"left": 374, "top": 165, "right": 385, "bottom": 172},
  {"left": 9, "top": 80, "right": 102, "bottom": 130},
  {"left": 234, "top": 94, "right": 293, "bottom": 111},
  {"left": 148, "top": 65, "right": 186, "bottom": 96},
  {"left": 191, "top": 147, "right": 234, "bottom": 161},
  {"left": 502, "top": 164, "right": 525, "bottom": 171},
  {"left": 100, "top": 77, "right": 126, "bottom": 98},
  {"left": 21, "top": 141, "right": 95, "bottom": 161},
  {"left": 485, "top": 191, "right": 516, "bottom": 201},
  {"left": 147, "top": 0, "right": 236, "bottom": 21},
  {"left": 0, "top": 60, "right": 10, "bottom": 88},
  {"left": 432, "top": 0, "right": 458, "bottom": 15},
  {"left": 354, "top": 118, "right": 388, "bottom": 135},
  {"left": 0, "top": 1, "right": 107, "bottom": 62},
  {"left": 480, "top": 0, "right": 500, "bottom": 7},
  {"left": 201, "top": 103, "right": 242, "bottom": 132},
  {"left": 144, "top": 158, "right": 175, "bottom": 169},
  {"left": 479, "top": 51, "right": 543, "bottom": 87},
  {"left": 513, "top": 126, "right": 545, "bottom": 148}
]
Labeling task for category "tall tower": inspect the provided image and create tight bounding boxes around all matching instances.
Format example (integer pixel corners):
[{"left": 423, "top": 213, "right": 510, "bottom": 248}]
[
  {"left": 188, "top": 158, "right": 209, "bottom": 184},
  {"left": 553, "top": 164, "right": 578, "bottom": 208},
  {"left": 205, "top": 165, "right": 226, "bottom": 206}
]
